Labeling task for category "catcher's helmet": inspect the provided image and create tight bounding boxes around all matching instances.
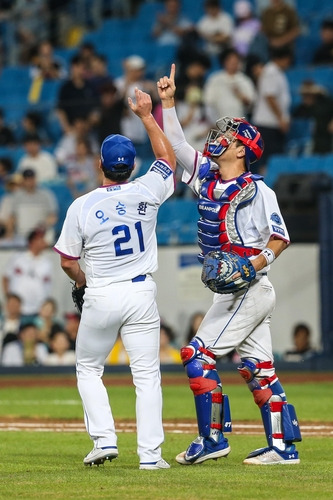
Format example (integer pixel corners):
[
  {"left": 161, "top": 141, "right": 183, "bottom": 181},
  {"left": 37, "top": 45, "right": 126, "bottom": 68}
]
[
  {"left": 203, "top": 117, "right": 264, "bottom": 168},
  {"left": 100, "top": 134, "right": 136, "bottom": 173}
]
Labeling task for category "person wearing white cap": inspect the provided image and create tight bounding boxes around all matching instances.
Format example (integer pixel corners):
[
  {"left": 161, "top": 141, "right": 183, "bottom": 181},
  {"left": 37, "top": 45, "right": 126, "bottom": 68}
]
[
  {"left": 232, "top": 0, "right": 261, "bottom": 57},
  {"left": 114, "top": 55, "right": 159, "bottom": 157},
  {"left": 54, "top": 88, "right": 176, "bottom": 469}
]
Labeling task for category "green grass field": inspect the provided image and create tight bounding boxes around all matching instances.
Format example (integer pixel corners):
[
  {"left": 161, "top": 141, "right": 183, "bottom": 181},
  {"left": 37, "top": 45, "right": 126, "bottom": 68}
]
[{"left": 0, "top": 374, "right": 332, "bottom": 500}]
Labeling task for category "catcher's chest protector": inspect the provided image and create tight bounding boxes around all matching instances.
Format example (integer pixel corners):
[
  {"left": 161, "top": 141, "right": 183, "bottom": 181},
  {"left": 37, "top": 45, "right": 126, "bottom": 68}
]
[{"left": 197, "top": 172, "right": 263, "bottom": 261}]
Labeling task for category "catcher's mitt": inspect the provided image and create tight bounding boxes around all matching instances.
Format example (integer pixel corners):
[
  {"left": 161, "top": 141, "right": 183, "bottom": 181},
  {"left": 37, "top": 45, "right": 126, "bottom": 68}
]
[
  {"left": 71, "top": 282, "right": 87, "bottom": 314},
  {"left": 201, "top": 251, "right": 256, "bottom": 294}
]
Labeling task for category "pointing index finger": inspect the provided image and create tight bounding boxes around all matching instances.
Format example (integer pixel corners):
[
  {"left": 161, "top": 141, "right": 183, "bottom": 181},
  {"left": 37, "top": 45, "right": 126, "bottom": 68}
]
[{"left": 169, "top": 63, "right": 176, "bottom": 83}]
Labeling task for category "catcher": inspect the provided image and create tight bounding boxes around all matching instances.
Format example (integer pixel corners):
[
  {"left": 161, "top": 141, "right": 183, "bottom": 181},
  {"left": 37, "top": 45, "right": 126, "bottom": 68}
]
[{"left": 156, "top": 64, "right": 302, "bottom": 466}]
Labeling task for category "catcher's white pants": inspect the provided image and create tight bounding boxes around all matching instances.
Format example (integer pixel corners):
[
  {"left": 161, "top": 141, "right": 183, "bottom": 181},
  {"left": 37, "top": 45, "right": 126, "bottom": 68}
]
[
  {"left": 75, "top": 276, "right": 164, "bottom": 463},
  {"left": 197, "top": 275, "right": 276, "bottom": 360}
]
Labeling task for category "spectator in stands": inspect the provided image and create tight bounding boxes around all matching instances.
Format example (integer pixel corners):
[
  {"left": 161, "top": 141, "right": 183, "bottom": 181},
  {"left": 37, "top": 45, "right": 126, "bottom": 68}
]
[
  {"left": 0, "top": 0, "right": 14, "bottom": 66},
  {"left": 252, "top": 46, "right": 293, "bottom": 174},
  {"left": 203, "top": 48, "right": 256, "bottom": 126},
  {"left": 18, "top": 111, "right": 50, "bottom": 146},
  {"left": 2, "top": 228, "right": 53, "bottom": 321},
  {"left": 260, "top": 0, "right": 300, "bottom": 52},
  {"left": 196, "top": 0, "right": 234, "bottom": 57},
  {"left": 88, "top": 53, "right": 114, "bottom": 96},
  {"left": 29, "top": 39, "right": 67, "bottom": 81},
  {"left": 232, "top": 0, "right": 261, "bottom": 58},
  {"left": 77, "top": 41, "right": 97, "bottom": 80},
  {"left": 0, "top": 173, "right": 22, "bottom": 244},
  {"left": 17, "top": 133, "right": 58, "bottom": 183},
  {"left": 0, "top": 108, "right": 15, "bottom": 146},
  {"left": 176, "top": 53, "right": 211, "bottom": 104},
  {"left": 245, "top": 54, "right": 265, "bottom": 87},
  {"left": 43, "top": 329, "right": 76, "bottom": 365},
  {"left": 292, "top": 80, "right": 333, "bottom": 154},
  {"left": 175, "top": 58, "right": 211, "bottom": 153},
  {"left": 185, "top": 311, "right": 205, "bottom": 344},
  {"left": 0, "top": 293, "right": 22, "bottom": 362},
  {"left": 65, "top": 138, "right": 99, "bottom": 198},
  {"left": 35, "top": 297, "right": 63, "bottom": 346},
  {"left": 54, "top": 116, "right": 99, "bottom": 169},
  {"left": 12, "top": 0, "right": 50, "bottom": 64},
  {"left": 160, "top": 321, "right": 182, "bottom": 363},
  {"left": 63, "top": 311, "right": 80, "bottom": 350},
  {"left": 0, "top": 169, "right": 58, "bottom": 246},
  {"left": 0, "top": 156, "right": 13, "bottom": 188},
  {"left": 284, "top": 323, "right": 317, "bottom": 362},
  {"left": 1, "top": 322, "right": 48, "bottom": 366},
  {"left": 152, "top": 0, "right": 194, "bottom": 47},
  {"left": 56, "top": 54, "right": 99, "bottom": 135},
  {"left": 94, "top": 82, "right": 126, "bottom": 144},
  {"left": 114, "top": 54, "right": 159, "bottom": 156},
  {"left": 312, "top": 19, "right": 333, "bottom": 66}
]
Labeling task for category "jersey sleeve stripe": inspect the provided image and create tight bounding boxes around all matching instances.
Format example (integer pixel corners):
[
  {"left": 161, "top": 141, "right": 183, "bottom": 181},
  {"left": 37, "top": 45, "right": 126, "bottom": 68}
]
[{"left": 53, "top": 247, "right": 80, "bottom": 260}]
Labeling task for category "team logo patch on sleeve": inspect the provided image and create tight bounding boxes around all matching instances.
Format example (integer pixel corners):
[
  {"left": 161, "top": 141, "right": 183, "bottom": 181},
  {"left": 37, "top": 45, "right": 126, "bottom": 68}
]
[
  {"left": 272, "top": 225, "right": 285, "bottom": 236},
  {"left": 270, "top": 212, "right": 282, "bottom": 225},
  {"left": 150, "top": 160, "right": 173, "bottom": 179}
]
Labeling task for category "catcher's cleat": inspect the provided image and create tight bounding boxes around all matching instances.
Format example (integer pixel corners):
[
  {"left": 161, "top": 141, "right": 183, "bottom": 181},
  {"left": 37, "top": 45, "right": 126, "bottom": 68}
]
[
  {"left": 83, "top": 446, "right": 118, "bottom": 466},
  {"left": 243, "top": 445, "right": 300, "bottom": 465},
  {"left": 176, "top": 436, "right": 230, "bottom": 465},
  {"left": 139, "top": 458, "right": 170, "bottom": 470}
]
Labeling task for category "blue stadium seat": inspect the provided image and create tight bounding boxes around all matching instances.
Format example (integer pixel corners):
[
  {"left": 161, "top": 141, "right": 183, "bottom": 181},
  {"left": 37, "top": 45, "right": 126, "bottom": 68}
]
[
  {"left": 318, "top": 154, "right": 333, "bottom": 177},
  {"left": 264, "top": 155, "right": 297, "bottom": 188},
  {"left": 157, "top": 199, "right": 198, "bottom": 245},
  {"left": 294, "top": 35, "right": 321, "bottom": 67},
  {"left": 287, "top": 66, "right": 333, "bottom": 108},
  {"left": 135, "top": 2, "right": 164, "bottom": 23},
  {"left": 286, "top": 118, "right": 314, "bottom": 156},
  {"left": 41, "top": 180, "right": 74, "bottom": 237}
]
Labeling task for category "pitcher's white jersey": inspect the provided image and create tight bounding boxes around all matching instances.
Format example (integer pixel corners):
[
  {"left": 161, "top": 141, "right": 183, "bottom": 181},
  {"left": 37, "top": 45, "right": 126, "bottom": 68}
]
[{"left": 54, "top": 159, "right": 174, "bottom": 287}]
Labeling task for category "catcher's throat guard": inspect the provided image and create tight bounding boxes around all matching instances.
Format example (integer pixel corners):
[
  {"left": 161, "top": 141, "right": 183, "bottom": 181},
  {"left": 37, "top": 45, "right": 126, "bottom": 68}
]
[{"left": 201, "top": 250, "right": 256, "bottom": 294}]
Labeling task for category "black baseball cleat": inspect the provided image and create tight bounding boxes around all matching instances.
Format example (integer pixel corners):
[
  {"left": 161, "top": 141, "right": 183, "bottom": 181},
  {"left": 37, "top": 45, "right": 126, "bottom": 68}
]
[{"left": 83, "top": 446, "right": 118, "bottom": 466}]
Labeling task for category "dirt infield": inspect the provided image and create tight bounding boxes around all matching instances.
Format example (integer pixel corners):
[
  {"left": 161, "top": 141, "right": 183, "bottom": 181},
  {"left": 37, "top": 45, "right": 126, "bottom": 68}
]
[{"left": 0, "top": 417, "right": 332, "bottom": 436}]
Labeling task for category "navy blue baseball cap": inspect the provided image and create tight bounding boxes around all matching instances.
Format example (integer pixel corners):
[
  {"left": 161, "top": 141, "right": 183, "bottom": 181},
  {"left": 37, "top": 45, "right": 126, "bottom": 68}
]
[{"left": 100, "top": 134, "right": 136, "bottom": 172}]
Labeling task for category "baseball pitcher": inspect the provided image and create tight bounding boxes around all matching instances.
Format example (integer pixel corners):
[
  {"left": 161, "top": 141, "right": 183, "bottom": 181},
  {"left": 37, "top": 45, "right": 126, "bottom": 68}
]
[{"left": 54, "top": 89, "right": 176, "bottom": 469}]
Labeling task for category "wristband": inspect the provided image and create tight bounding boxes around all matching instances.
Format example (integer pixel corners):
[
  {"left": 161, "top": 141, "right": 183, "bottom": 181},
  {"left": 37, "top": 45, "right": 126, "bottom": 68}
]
[{"left": 260, "top": 248, "right": 275, "bottom": 265}]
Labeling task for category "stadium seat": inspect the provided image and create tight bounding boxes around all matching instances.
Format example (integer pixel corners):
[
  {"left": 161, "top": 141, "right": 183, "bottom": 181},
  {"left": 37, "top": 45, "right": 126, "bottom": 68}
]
[
  {"left": 264, "top": 155, "right": 296, "bottom": 188},
  {"left": 320, "top": 154, "right": 333, "bottom": 177},
  {"left": 41, "top": 180, "right": 74, "bottom": 238},
  {"left": 157, "top": 199, "right": 198, "bottom": 245},
  {"left": 286, "top": 118, "right": 314, "bottom": 156},
  {"left": 294, "top": 35, "right": 321, "bottom": 67}
]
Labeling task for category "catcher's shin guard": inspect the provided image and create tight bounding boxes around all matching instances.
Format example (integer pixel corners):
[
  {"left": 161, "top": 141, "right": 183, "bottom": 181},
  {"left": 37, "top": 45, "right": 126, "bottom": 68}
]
[
  {"left": 181, "top": 337, "right": 232, "bottom": 441},
  {"left": 238, "top": 358, "right": 302, "bottom": 450}
]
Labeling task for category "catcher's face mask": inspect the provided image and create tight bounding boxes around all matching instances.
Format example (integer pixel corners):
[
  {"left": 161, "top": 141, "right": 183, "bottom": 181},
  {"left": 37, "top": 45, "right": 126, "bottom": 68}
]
[
  {"left": 203, "top": 129, "right": 234, "bottom": 158},
  {"left": 203, "top": 117, "right": 264, "bottom": 169}
]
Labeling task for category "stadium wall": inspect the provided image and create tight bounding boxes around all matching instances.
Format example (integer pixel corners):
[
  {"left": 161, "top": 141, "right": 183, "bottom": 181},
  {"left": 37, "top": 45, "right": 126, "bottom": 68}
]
[{"left": 0, "top": 243, "right": 320, "bottom": 356}]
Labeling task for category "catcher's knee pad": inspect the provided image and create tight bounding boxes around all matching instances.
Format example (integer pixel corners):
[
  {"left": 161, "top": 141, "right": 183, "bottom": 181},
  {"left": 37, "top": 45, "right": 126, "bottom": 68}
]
[
  {"left": 238, "top": 358, "right": 302, "bottom": 449},
  {"left": 181, "top": 337, "right": 232, "bottom": 439}
]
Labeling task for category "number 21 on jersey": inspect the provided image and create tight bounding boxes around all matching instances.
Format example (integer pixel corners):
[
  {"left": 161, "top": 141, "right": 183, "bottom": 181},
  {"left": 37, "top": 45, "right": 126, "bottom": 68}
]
[{"left": 112, "top": 222, "right": 145, "bottom": 256}]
